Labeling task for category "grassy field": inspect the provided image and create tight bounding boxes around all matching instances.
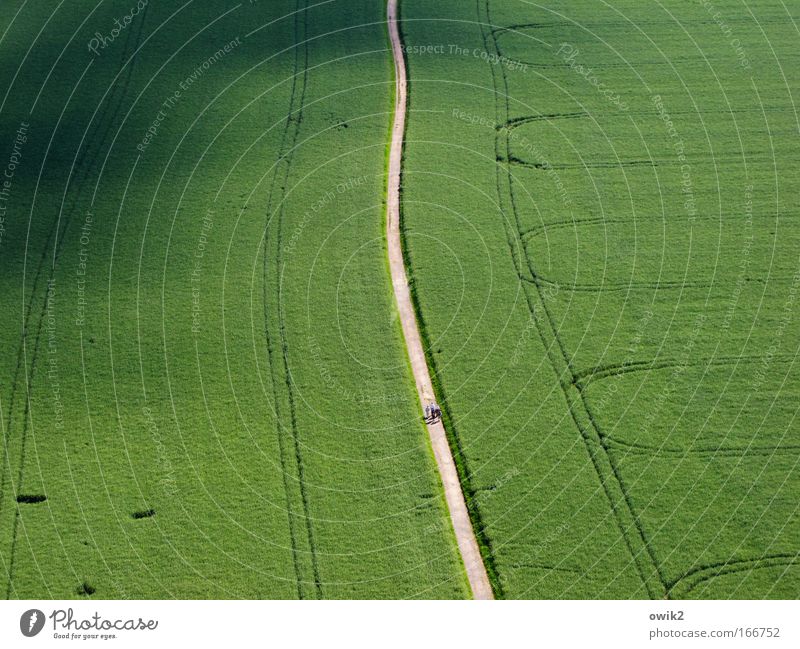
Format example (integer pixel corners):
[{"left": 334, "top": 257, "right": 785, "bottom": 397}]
[
  {"left": 0, "top": 0, "right": 468, "bottom": 599},
  {"left": 400, "top": 0, "right": 799, "bottom": 598},
  {"left": 2, "top": 0, "right": 797, "bottom": 602}
]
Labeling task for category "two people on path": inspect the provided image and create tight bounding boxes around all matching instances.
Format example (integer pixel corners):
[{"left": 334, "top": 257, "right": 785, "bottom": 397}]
[{"left": 424, "top": 402, "right": 441, "bottom": 423}]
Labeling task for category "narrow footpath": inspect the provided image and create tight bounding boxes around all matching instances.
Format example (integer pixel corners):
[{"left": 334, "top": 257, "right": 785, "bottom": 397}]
[{"left": 385, "top": 0, "right": 494, "bottom": 600}]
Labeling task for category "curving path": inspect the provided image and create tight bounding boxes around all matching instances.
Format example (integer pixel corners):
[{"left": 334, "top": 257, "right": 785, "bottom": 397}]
[{"left": 385, "top": 0, "right": 494, "bottom": 600}]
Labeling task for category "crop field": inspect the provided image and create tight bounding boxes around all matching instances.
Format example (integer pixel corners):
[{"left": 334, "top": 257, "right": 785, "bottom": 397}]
[
  {"left": 1, "top": 0, "right": 797, "bottom": 603},
  {"left": 400, "top": 0, "right": 799, "bottom": 598},
  {"left": 0, "top": 0, "right": 469, "bottom": 599}
]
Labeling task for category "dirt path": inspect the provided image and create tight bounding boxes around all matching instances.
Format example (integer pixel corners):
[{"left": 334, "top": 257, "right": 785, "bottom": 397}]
[{"left": 385, "top": 0, "right": 494, "bottom": 600}]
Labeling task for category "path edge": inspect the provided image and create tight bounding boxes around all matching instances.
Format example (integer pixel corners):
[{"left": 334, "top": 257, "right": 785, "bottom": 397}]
[{"left": 384, "top": 0, "right": 496, "bottom": 600}]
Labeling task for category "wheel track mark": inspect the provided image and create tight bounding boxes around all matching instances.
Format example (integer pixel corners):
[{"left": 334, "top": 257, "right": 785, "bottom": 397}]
[
  {"left": 1, "top": 3, "right": 142, "bottom": 517},
  {"left": 519, "top": 212, "right": 800, "bottom": 242},
  {"left": 478, "top": 0, "right": 667, "bottom": 598},
  {"left": 601, "top": 435, "right": 800, "bottom": 458},
  {"left": 504, "top": 113, "right": 588, "bottom": 128},
  {"left": 508, "top": 154, "right": 794, "bottom": 169},
  {"left": 523, "top": 276, "right": 795, "bottom": 293},
  {"left": 575, "top": 354, "right": 794, "bottom": 386},
  {"left": 260, "top": 2, "right": 307, "bottom": 599},
  {"left": 2, "top": 5, "right": 149, "bottom": 599},
  {"left": 513, "top": 562, "right": 583, "bottom": 575},
  {"left": 579, "top": 354, "right": 797, "bottom": 457},
  {"left": 506, "top": 107, "right": 793, "bottom": 131},
  {"left": 519, "top": 215, "right": 797, "bottom": 291},
  {"left": 668, "top": 553, "right": 800, "bottom": 597},
  {"left": 388, "top": 0, "right": 494, "bottom": 599},
  {"left": 520, "top": 216, "right": 625, "bottom": 241},
  {"left": 508, "top": 155, "right": 656, "bottom": 170},
  {"left": 261, "top": 0, "right": 321, "bottom": 600},
  {"left": 493, "top": 17, "right": 790, "bottom": 35}
]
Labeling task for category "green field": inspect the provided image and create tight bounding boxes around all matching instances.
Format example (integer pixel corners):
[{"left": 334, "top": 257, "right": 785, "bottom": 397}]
[
  {"left": 1, "top": 0, "right": 798, "bottom": 601},
  {"left": 400, "top": 0, "right": 799, "bottom": 598},
  {"left": 0, "top": 0, "right": 467, "bottom": 599}
]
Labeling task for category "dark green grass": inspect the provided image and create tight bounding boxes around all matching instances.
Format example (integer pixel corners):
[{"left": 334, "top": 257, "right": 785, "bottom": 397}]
[
  {"left": 0, "top": 0, "right": 467, "bottom": 599},
  {"left": 401, "top": 0, "right": 799, "bottom": 597}
]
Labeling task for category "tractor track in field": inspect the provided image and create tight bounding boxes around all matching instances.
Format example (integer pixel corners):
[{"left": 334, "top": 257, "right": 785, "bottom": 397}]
[
  {"left": 261, "top": 0, "right": 321, "bottom": 600},
  {"left": 493, "top": 17, "right": 793, "bottom": 35},
  {"left": 507, "top": 155, "right": 797, "bottom": 169},
  {"left": 387, "top": 0, "right": 494, "bottom": 600},
  {"left": 521, "top": 274, "right": 789, "bottom": 293},
  {"left": 577, "top": 355, "right": 798, "bottom": 458},
  {"left": 667, "top": 553, "right": 800, "bottom": 598},
  {"left": 1, "top": 6, "right": 148, "bottom": 599},
  {"left": 574, "top": 354, "right": 794, "bottom": 386},
  {"left": 478, "top": 0, "right": 668, "bottom": 598},
  {"left": 601, "top": 435, "right": 800, "bottom": 458},
  {"left": 518, "top": 212, "right": 800, "bottom": 242},
  {"left": 508, "top": 156, "right": 656, "bottom": 170},
  {"left": 505, "top": 107, "right": 794, "bottom": 130}
]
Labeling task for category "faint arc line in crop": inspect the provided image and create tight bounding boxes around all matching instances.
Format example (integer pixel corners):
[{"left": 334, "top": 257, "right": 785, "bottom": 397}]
[
  {"left": 479, "top": 0, "right": 669, "bottom": 598},
  {"left": 2, "top": 7, "right": 149, "bottom": 598},
  {"left": 386, "top": 0, "right": 494, "bottom": 600}
]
